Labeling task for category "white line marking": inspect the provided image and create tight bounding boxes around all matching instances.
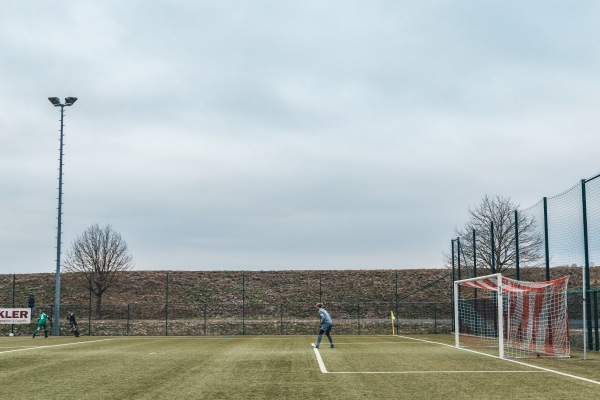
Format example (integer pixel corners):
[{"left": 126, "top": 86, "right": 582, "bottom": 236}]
[
  {"left": 116, "top": 337, "right": 233, "bottom": 340},
  {"left": 0, "top": 339, "right": 113, "bottom": 355},
  {"left": 328, "top": 371, "right": 546, "bottom": 374},
  {"left": 333, "top": 342, "right": 429, "bottom": 345},
  {"left": 311, "top": 341, "right": 545, "bottom": 375},
  {"left": 396, "top": 335, "right": 600, "bottom": 386},
  {"left": 311, "top": 343, "right": 328, "bottom": 373}
]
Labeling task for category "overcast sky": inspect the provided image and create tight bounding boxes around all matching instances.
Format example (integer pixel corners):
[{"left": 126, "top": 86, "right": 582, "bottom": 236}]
[{"left": 1, "top": 1, "right": 599, "bottom": 274}]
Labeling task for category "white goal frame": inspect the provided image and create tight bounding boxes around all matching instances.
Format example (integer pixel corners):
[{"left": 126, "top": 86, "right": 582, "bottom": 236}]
[
  {"left": 454, "top": 273, "right": 505, "bottom": 357},
  {"left": 454, "top": 273, "right": 570, "bottom": 359}
]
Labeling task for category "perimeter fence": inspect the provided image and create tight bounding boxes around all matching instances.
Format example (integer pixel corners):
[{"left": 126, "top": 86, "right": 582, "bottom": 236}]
[
  {"left": 0, "top": 270, "right": 453, "bottom": 337},
  {"left": 2, "top": 301, "right": 453, "bottom": 337}
]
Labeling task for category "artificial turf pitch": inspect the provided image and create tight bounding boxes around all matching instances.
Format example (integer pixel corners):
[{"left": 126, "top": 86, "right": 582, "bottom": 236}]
[{"left": 1, "top": 334, "right": 599, "bottom": 399}]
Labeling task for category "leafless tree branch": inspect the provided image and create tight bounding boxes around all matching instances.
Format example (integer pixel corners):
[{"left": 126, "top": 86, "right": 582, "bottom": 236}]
[
  {"left": 443, "top": 195, "right": 543, "bottom": 276},
  {"left": 64, "top": 224, "right": 134, "bottom": 318}
]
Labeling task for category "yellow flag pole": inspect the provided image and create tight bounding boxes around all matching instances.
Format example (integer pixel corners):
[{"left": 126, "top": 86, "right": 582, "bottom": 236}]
[{"left": 391, "top": 311, "right": 395, "bottom": 335}]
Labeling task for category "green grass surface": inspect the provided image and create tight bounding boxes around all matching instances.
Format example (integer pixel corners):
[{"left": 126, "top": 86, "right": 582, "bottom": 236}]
[{"left": 1, "top": 334, "right": 599, "bottom": 399}]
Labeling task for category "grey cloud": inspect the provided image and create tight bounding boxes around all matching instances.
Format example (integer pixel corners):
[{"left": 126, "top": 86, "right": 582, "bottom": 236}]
[{"left": 1, "top": 1, "right": 599, "bottom": 273}]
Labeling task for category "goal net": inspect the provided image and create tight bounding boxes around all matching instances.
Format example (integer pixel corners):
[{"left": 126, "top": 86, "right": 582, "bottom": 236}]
[{"left": 454, "top": 273, "right": 570, "bottom": 359}]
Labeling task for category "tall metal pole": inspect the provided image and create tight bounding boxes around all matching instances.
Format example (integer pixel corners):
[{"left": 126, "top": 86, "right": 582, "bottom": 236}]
[
  {"left": 357, "top": 301, "right": 360, "bottom": 335},
  {"left": 594, "top": 291, "right": 599, "bottom": 352},
  {"left": 53, "top": 104, "right": 65, "bottom": 336},
  {"left": 11, "top": 274, "right": 15, "bottom": 334},
  {"left": 48, "top": 97, "right": 76, "bottom": 336},
  {"left": 319, "top": 274, "right": 322, "bottom": 303},
  {"left": 490, "top": 222, "right": 496, "bottom": 274},
  {"left": 451, "top": 240, "right": 455, "bottom": 283},
  {"left": 395, "top": 271, "right": 399, "bottom": 334},
  {"left": 280, "top": 303, "right": 283, "bottom": 335},
  {"left": 242, "top": 273, "right": 245, "bottom": 335},
  {"left": 88, "top": 273, "right": 92, "bottom": 336},
  {"left": 514, "top": 210, "right": 520, "bottom": 280},
  {"left": 472, "top": 229, "right": 476, "bottom": 278},
  {"left": 543, "top": 197, "right": 550, "bottom": 281},
  {"left": 165, "top": 271, "right": 169, "bottom": 336},
  {"left": 457, "top": 237, "right": 461, "bottom": 281},
  {"left": 472, "top": 229, "right": 477, "bottom": 299},
  {"left": 581, "top": 179, "right": 591, "bottom": 356},
  {"left": 451, "top": 239, "right": 455, "bottom": 332}
]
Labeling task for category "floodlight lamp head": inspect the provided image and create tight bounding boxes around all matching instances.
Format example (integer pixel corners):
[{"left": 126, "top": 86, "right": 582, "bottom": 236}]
[
  {"left": 65, "top": 97, "right": 78, "bottom": 106},
  {"left": 48, "top": 97, "right": 61, "bottom": 106}
]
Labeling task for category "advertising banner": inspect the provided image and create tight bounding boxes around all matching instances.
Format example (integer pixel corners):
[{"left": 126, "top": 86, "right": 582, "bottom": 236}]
[{"left": 0, "top": 308, "right": 32, "bottom": 324}]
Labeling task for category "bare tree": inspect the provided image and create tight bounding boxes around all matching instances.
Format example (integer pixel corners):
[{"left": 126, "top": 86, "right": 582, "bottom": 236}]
[
  {"left": 446, "top": 195, "right": 543, "bottom": 275},
  {"left": 64, "top": 224, "right": 134, "bottom": 318}
]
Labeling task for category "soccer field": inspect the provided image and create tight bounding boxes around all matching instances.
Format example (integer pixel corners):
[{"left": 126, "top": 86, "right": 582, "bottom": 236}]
[{"left": 1, "top": 335, "right": 599, "bottom": 399}]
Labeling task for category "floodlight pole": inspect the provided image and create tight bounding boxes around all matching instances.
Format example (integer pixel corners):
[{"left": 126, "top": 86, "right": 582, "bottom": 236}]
[
  {"left": 49, "top": 97, "right": 77, "bottom": 336},
  {"left": 54, "top": 103, "right": 65, "bottom": 336}
]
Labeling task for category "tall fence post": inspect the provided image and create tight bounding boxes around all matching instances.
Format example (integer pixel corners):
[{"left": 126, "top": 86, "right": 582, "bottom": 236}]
[
  {"left": 195, "top": 303, "right": 199, "bottom": 336},
  {"left": 242, "top": 273, "right": 245, "bottom": 335},
  {"left": 12, "top": 274, "right": 15, "bottom": 307},
  {"left": 319, "top": 274, "right": 322, "bottom": 303},
  {"left": 165, "top": 271, "right": 169, "bottom": 336},
  {"left": 357, "top": 301, "right": 360, "bottom": 335},
  {"left": 490, "top": 222, "right": 496, "bottom": 274},
  {"left": 434, "top": 303, "right": 438, "bottom": 334},
  {"left": 593, "top": 291, "right": 598, "bottom": 352},
  {"left": 280, "top": 303, "right": 283, "bottom": 335},
  {"left": 204, "top": 303, "right": 207, "bottom": 336},
  {"left": 451, "top": 239, "right": 455, "bottom": 332},
  {"left": 543, "top": 197, "right": 550, "bottom": 281},
  {"left": 581, "top": 179, "right": 593, "bottom": 351},
  {"left": 451, "top": 240, "right": 455, "bottom": 282},
  {"left": 514, "top": 210, "right": 520, "bottom": 280},
  {"left": 11, "top": 274, "right": 15, "bottom": 335},
  {"left": 395, "top": 271, "right": 399, "bottom": 334},
  {"left": 472, "top": 229, "right": 477, "bottom": 299},
  {"left": 472, "top": 229, "right": 477, "bottom": 277},
  {"left": 49, "top": 305, "right": 54, "bottom": 335},
  {"left": 457, "top": 237, "right": 462, "bottom": 281},
  {"left": 88, "top": 273, "right": 92, "bottom": 336}
]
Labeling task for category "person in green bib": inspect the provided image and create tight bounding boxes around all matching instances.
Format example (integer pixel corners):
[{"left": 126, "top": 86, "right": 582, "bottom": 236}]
[{"left": 33, "top": 310, "right": 50, "bottom": 339}]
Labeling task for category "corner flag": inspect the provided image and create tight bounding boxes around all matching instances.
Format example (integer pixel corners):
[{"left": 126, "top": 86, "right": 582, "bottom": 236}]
[{"left": 391, "top": 311, "right": 395, "bottom": 335}]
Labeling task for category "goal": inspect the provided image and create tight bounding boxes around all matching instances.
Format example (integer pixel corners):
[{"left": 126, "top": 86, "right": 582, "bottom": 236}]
[{"left": 454, "top": 273, "right": 570, "bottom": 359}]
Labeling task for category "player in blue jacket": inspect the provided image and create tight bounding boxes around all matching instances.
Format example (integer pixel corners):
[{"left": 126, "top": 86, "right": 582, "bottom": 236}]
[{"left": 315, "top": 303, "right": 334, "bottom": 349}]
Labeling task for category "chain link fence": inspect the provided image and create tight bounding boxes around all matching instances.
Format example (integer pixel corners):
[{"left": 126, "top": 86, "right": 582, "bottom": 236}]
[
  {"left": 2, "top": 300, "right": 453, "bottom": 337},
  {"left": 0, "top": 270, "right": 454, "bottom": 337}
]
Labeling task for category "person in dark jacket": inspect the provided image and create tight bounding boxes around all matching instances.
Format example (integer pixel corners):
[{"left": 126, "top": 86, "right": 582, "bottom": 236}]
[
  {"left": 27, "top": 294, "right": 35, "bottom": 317},
  {"left": 66, "top": 310, "right": 80, "bottom": 337}
]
